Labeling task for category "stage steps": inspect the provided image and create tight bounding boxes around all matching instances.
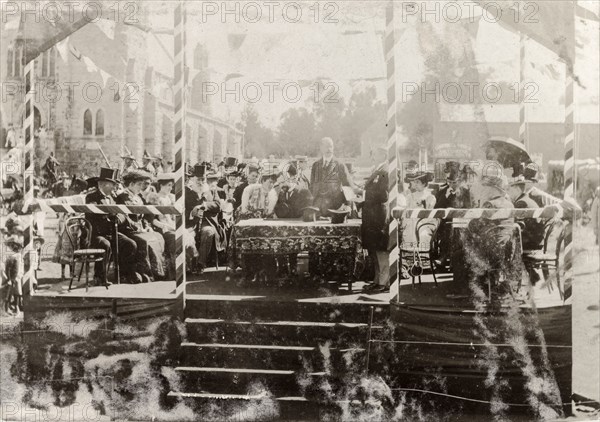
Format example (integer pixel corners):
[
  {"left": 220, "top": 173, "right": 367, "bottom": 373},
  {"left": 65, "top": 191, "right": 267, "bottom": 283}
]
[{"left": 169, "top": 294, "right": 390, "bottom": 419}]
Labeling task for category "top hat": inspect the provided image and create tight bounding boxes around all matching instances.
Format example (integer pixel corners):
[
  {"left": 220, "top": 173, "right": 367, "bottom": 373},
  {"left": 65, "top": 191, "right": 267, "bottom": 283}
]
[
  {"left": 224, "top": 157, "right": 238, "bottom": 167},
  {"left": 301, "top": 206, "right": 320, "bottom": 222},
  {"left": 194, "top": 164, "right": 207, "bottom": 178},
  {"left": 328, "top": 205, "right": 351, "bottom": 224},
  {"left": 523, "top": 163, "right": 539, "bottom": 182},
  {"left": 87, "top": 167, "right": 120, "bottom": 185}
]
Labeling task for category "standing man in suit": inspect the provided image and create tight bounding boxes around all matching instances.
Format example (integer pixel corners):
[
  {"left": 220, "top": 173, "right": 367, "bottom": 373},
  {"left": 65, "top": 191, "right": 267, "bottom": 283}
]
[
  {"left": 85, "top": 168, "right": 139, "bottom": 285},
  {"left": 295, "top": 156, "right": 311, "bottom": 190},
  {"left": 310, "top": 137, "right": 359, "bottom": 216},
  {"left": 275, "top": 165, "right": 313, "bottom": 218}
]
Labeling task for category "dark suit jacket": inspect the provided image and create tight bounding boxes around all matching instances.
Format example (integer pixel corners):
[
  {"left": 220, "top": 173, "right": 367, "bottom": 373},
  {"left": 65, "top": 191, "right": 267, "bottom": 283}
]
[
  {"left": 274, "top": 186, "right": 313, "bottom": 218},
  {"left": 85, "top": 189, "right": 118, "bottom": 238},
  {"left": 310, "top": 157, "right": 351, "bottom": 213},
  {"left": 435, "top": 185, "right": 471, "bottom": 209},
  {"left": 185, "top": 186, "right": 203, "bottom": 229},
  {"left": 515, "top": 192, "right": 545, "bottom": 250},
  {"left": 233, "top": 181, "right": 248, "bottom": 210},
  {"left": 362, "top": 165, "right": 389, "bottom": 251}
]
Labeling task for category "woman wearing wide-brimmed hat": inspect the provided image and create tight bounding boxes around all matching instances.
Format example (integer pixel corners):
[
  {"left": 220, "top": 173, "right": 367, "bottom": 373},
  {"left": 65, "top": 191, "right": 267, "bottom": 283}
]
[{"left": 115, "top": 169, "right": 166, "bottom": 282}]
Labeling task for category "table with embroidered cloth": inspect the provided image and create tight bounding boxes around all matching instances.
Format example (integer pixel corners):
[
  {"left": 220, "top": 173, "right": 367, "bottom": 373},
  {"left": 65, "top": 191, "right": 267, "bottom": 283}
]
[{"left": 232, "top": 218, "right": 363, "bottom": 288}]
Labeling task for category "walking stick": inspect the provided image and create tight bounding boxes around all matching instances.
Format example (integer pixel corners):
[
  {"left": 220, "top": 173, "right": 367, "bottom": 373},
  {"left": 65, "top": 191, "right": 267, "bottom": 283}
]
[{"left": 113, "top": 217, "right": 120, "bottom": 284}]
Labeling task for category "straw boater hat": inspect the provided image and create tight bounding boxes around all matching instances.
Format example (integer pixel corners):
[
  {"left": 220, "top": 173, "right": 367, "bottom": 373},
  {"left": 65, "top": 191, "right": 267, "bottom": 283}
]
[
  {"left": 509, "top": 175, "right": 528, "bottom": 187},
  {"left": 157, "top": 172, "right": 176, "bottom": 183},
  {"left": 328, "top": 204, "right": 351, "bottom": 224},
  {"left": 301, "top": 206, "right": 320, "bottom": 222},
  {"left": 205, "top": 170, "right": 220, "bottom": 181}
]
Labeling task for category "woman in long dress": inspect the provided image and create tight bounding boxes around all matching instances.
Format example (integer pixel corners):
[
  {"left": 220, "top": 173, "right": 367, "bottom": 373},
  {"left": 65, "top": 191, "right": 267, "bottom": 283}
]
[
  {"left": 400, "top": 171, "right": 437, "bottom": 250},
  {"left": 145, "top": 173, "right": 196, "bottom": 280},
  {"left": 115, "top": 170, "right": 166, "bottom": 282}
]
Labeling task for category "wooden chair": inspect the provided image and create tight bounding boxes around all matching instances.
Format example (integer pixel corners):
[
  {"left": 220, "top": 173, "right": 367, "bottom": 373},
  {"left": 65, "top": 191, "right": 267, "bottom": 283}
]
[
  {"left": 521, "top": 218, "right": 566, "bottom": 299},
  {"left": 65, "top": 216, "right": 108, "bottom": 292},
  {"left": 400, "top": 218, "right": 440, "bottom": 286}
]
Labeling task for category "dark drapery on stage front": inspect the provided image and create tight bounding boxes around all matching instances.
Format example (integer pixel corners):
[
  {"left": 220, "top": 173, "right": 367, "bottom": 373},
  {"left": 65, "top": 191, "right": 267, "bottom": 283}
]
[{"left": 372, "top": 304, "right": 572, "bottom": 414}]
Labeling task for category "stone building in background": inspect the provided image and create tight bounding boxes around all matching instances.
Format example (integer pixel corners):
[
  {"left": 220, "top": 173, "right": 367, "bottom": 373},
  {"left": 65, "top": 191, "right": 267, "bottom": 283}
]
[{"left": 0, "top": 3, "right": 243, "bottom": 177}]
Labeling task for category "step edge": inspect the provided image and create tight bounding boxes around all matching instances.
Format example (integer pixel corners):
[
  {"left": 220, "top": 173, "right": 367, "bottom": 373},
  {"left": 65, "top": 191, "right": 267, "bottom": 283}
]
[
  {"left": 174, "top": 367, "right": 327, "bottom": 376},
  {"left": 180, "top": 342, "right": 315, "bottom": 351}
]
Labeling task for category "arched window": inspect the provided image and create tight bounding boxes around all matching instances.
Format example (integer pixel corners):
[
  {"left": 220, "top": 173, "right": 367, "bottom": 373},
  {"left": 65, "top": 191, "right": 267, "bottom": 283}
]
[
  {"left": 95, "top": 109, "right": 104, "bottom": 135},
  {"left": 83, "top": 109, "right": 93, "bottom": 135}
]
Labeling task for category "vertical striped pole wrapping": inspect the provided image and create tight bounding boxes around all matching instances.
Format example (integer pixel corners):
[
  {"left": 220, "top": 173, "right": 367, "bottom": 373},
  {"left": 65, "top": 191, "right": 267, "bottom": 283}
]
[
  {"left": 519, "top": 32, "right": 527, "bottom": 148},
  {"left": 23, "top": 59, "right": 36, "bottom": 294},
  {"left": 562, "top": 7, "right": 576, "bottom": 302},
  {"left": 385, "top": 1, "right": 399, "bottom": 295},
  {"left": 562, "top": 64, "right": 575, "bottom": 301},
  {"left": 174, "top": 1, "right": 186, "bottom": 287}
]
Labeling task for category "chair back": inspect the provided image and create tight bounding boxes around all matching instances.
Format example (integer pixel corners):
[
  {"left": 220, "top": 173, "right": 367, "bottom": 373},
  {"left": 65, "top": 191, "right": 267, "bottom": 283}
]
[
  {"left": 65, "top": 216, "right": 92, "bottom": 251},
  {"left": 542, "top": 218, "right": 563, "bottom": 253},
  {"left": 415, "top": 218, "right": 439, "bottom": 250}
]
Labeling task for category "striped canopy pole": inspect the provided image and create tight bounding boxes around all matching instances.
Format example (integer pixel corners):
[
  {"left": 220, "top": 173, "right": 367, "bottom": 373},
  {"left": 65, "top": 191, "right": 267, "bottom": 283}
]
[
  {"left": 562, "top": 6, "right": 576, "bottom": 302},
  {"left": 23, "top": 58, "right": 36, "bottom": 294},
  {"left": 562, "top": 57, "right": 575, "bottom": 301},
  {"left": 519, "top": 32, "right": 528, "bottom": 148},
  {"left": 385, "top": 0, "right": 400, "bottom": 300},
  {"left": 174, "top": 0, "right": 187, "bottom": 288}
]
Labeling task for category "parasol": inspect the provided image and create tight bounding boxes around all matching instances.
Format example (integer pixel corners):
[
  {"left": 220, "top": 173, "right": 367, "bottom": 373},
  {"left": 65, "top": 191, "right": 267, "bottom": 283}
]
[{"left": 485, "top": 137, "right": 532, "bottom": 169}]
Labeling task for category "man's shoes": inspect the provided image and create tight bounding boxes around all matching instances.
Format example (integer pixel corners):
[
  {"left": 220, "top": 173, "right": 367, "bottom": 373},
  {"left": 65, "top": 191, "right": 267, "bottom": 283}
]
[
  {"left": 362, "top": 283, "right": 378, "bottom": 292},
  {"left": 370, "top": 285, "right": 390, "bottom": 293}
]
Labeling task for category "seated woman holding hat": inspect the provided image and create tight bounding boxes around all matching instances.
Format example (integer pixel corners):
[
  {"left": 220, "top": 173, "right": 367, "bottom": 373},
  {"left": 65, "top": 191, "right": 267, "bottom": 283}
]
[{"left": 115, "top": 169, "right": 166, "bottom": 282}]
